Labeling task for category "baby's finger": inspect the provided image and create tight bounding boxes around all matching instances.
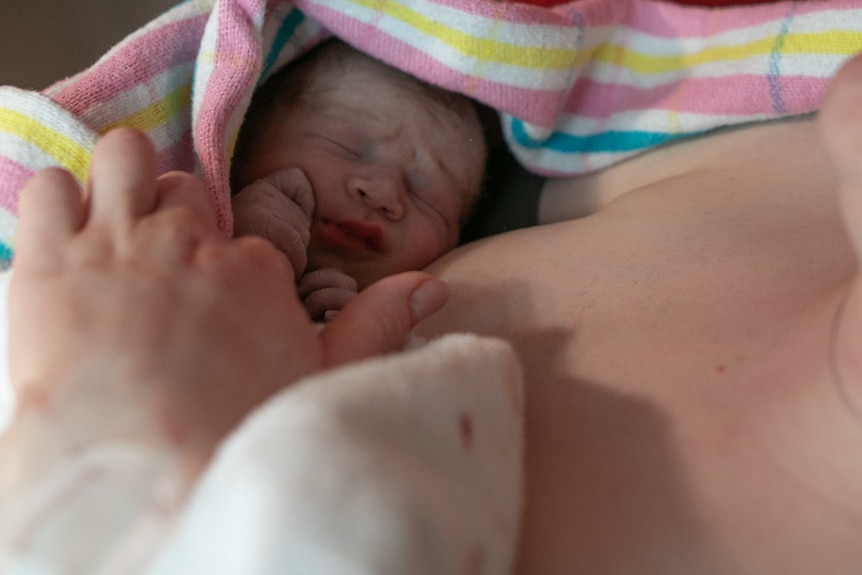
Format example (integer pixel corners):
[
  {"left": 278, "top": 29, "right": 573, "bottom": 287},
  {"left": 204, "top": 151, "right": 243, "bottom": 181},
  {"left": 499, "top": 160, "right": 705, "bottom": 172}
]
[
  {"left": 297, "top": 267, "right": 357, "bottom": 299},
  {"left": 302, "top": 286, "right": 357, "bottom": 322},
  {"left": 298, "top": 268, "right": 358, "bottom": 321},
  {"left": 263, "top": 168, "right": 315, "bottom": 220},
  {"left": 15, "top": 168, "right": 85, "bottom": 268},
  {"left": 87, "top": 128, "right": 158, "bottom": 228},
  {"left": 321, "top": 272, "right": 448, "bottom": 366},
  {"left": 156, "top": 171, "right": 219, "bottom": 232}
]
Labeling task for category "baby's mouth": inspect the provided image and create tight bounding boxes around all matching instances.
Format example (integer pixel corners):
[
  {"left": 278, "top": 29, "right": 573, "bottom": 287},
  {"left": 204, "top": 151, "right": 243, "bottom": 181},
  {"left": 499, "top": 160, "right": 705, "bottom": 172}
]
[{"left": 319, "top": 220, "right": 385, "bottom": 254}]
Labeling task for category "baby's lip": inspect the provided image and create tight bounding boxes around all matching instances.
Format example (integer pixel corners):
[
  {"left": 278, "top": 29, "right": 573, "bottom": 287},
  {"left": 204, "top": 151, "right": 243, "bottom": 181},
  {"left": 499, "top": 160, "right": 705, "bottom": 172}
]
[{"left": 320, "top": 220, "right": 386, "bottom": 254}]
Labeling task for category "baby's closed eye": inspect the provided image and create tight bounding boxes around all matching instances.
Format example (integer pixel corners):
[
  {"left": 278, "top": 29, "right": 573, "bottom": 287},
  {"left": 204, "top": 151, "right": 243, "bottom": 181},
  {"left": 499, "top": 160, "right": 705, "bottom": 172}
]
[
  {"left": 311, "top": 133, "right": 362, "bottom": 160},
  {"left": 408, "top": 174, "right": 458, "bottom": 225}
]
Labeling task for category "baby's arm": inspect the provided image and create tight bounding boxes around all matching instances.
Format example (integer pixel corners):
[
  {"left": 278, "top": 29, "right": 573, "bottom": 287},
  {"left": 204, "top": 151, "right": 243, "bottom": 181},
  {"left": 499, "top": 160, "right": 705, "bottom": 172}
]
[{"left": 232, "top": 170, "right": 358, "bottom": 321}]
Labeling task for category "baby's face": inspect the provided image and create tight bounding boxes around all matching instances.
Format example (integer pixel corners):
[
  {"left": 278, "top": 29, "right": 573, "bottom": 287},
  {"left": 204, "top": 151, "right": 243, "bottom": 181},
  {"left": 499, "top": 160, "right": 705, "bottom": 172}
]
[{"left": 231, "top": 61, "right": 485, "bottom": 289}]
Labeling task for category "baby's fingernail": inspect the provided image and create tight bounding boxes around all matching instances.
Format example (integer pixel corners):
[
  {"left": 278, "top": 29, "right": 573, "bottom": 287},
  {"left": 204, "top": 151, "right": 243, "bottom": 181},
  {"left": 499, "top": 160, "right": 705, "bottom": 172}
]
[
  {"left": 409, "top": 278, "right": 449, "bottom": 322},
  {"left": 324, "top": 310, "right": 340, "bottom": 322}
]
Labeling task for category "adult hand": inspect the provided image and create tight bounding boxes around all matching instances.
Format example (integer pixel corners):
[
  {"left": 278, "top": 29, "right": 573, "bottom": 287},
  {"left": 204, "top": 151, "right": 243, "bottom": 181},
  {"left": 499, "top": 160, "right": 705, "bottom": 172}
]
[
  {"left": 819, "top": 52, "right": 862, "bottom": 422},
  {"left": 7, "top": 128, "right": 448, "bottom": 473}
]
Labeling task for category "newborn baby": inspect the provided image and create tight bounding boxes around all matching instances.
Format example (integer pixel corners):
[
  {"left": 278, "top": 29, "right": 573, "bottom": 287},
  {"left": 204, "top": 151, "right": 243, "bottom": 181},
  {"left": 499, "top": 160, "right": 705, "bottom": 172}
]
[{"left": 230, "top": 39, "right": 487, "bottom": 320}]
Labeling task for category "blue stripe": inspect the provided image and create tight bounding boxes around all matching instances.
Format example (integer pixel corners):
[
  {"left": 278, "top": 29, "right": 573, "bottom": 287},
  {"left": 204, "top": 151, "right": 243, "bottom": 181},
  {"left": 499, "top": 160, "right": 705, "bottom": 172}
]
[
  {"left": 767, "top": 5, "right": 796, "bottom": 115},
  {"left": 259, "top": 9, "right": 306, "bottom": 86},
  {"left": 0, "top": 241, "right": 12, "bottom": 269},
  {"left": 510, "top": 118, "right": 696, "bottom": 154}
]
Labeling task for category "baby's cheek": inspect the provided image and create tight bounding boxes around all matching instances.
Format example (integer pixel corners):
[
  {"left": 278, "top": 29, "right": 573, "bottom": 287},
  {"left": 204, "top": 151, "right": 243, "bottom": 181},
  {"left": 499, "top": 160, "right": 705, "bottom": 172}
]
[{"left": 389, "top": 235, "right": 452, "bottom": 279}]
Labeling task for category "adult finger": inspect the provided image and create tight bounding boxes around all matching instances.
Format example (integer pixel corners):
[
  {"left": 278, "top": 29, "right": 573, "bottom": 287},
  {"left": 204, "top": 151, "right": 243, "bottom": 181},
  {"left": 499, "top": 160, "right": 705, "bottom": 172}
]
[
  {"left": 320, "top": 271, "right": 449, "bottom": 366},
  {"left": 15, "top": 168, "right": 85, "bottom": 268},
  {"left": 156, "top": 171, "right": 219, "bottom": 232},
  {"left": 87, "top": 128, "right": 158, "bottom": 228},
  {"left": 820, "top": 53, "right": 862, "bottom": 411},
  {"left": 819, "top": 52, "right": 862, "bottom": 255}
]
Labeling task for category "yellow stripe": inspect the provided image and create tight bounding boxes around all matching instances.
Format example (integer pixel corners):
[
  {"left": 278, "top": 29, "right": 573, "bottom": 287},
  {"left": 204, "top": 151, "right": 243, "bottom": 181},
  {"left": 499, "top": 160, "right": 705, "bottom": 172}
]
[
  {"left": 0, "top": 108, "right": 91, "bottom": 182},
  {"left": 780, "top": 30, "right": 862, "bottom": 55},
  {"left": 102, "top": 84, "right": 192, "bottom": 134},
  {"left": 594, "top": 31, "right": 862, "bottom": 75},
  {"left": 346, "top": 0, "right": 578, "bottom": 70}
]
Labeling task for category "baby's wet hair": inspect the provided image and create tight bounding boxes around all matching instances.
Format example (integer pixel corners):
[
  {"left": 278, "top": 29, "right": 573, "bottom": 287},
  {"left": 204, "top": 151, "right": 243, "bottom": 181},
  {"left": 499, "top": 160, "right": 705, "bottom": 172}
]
[{"left": 231, "top": 38, "right": 490, "bottom": 225}]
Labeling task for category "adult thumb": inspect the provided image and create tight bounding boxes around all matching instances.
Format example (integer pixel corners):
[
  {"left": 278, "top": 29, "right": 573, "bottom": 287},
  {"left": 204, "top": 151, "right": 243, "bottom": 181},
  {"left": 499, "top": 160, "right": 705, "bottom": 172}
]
[
  {"left": 820, "top": 52, "right": 862, "bottom": 255},
  {"left": 320, "top": 271, "right": 449, "bottom": 367}
]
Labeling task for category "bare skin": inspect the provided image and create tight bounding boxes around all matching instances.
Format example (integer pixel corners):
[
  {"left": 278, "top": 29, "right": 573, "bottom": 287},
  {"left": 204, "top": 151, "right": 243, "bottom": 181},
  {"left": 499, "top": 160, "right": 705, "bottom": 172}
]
[
  {"left": 417, "top": 57, "right": 862, "bottom": 573},
  {"left": 1, "top": 129, "right": 450, "bottom": 487},
  {"left": 3, "top": 47, "right": 862, "bottom": 575}
]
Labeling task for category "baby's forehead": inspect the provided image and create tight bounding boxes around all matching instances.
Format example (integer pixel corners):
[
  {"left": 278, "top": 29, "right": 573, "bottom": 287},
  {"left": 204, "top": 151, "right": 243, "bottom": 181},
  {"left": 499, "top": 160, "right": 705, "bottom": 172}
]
[
  {"left": 305, "top": 58, "right": 484, "bottom": 149},
  {"left": 304, "top": 46, "right": 480, "bottom": 125}
]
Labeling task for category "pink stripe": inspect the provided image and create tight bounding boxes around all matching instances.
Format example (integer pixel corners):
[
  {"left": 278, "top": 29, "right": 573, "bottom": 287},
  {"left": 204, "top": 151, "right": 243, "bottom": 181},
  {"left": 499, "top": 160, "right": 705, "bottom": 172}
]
[
  {"left": 0, "top": 160, "right": 35, "bottom": 214},
  {"left": 51, "top": 14, "right": 209, "bottom": 117},
  {"left": 620, "top": 0, "right": 862, "bottom": 39},
  {"left": 357, "top": 0, "right": 582, "bottom": 26},
  {"left": 305, "top": 0, "right": 862, "bottom": 42},
  {"left": 294, "top": 0, "right": 580, "bottom": 27},
  {"left": 155, "top": 130, "right": 196, "bottom": 175},
  {"left": 623, "top": 0, "right": 793, "bottom": 37},
  {"left": 195, "top": 0, "right": 266, "bottom": 235},
  {"left": 574, "top": 0, "right": 816, "bottom": 38},
  {"left": 467, "top": 76, "right": 564, "bottom": 126},
  {"left": 562, "top": 74, "right": 830, "bottom": 118},
  {"left": 708, "top": 0, "right": 862, "bottom": 34},
  {"left": 296, "top": 2, "right": 566, "bottom": 125},
  {"left": 529, "top": 0, "right": 716, "bottom": 37}
]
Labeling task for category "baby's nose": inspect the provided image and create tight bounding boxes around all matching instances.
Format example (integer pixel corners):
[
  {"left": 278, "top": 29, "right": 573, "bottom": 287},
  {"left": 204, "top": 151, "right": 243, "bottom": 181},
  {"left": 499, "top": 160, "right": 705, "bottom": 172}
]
[{"left": 348, "top": 169, "right": 405, "bottom": 220}]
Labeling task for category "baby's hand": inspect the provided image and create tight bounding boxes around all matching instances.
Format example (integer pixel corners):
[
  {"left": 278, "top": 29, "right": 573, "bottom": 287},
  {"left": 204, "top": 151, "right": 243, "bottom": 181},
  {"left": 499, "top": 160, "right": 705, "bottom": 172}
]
[
  {"left": 232, "top": 168, "right": 315, "bottom": 277},
  {"left": 298, "top": 268, "right": 359, "bottom": 322},
  {"left": 233, "top": 170, "right": 359, "bottom": 321}
]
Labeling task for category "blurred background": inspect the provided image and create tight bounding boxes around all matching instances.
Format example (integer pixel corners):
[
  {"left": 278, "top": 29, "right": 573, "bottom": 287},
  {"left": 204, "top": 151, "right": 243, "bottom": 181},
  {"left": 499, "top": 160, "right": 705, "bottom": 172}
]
[{"left": 0, "top": 0, "right": 177, "bottom": 90}]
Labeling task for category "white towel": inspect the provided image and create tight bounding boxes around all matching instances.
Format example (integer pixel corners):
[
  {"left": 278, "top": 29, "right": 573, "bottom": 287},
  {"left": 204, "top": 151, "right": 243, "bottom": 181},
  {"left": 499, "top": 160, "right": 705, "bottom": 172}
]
[{"left": 146, "top": 333, "right": 524, "bottom": 575}]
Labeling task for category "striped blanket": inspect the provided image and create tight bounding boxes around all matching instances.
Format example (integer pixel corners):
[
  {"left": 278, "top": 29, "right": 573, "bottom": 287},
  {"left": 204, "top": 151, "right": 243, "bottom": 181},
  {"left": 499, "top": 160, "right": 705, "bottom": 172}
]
[{"left": 1, "top": 0, "right": 861, "bottom": 268}]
